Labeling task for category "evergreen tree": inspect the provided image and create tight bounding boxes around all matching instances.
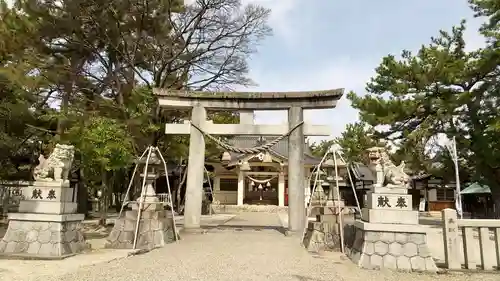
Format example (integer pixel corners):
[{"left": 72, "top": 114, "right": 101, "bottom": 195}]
[
  {"left": 310, "top": 122, "right": 385, "bottom": 164},
  {"left": 348, "top": 14, "right": 500, "bottom": 216}
]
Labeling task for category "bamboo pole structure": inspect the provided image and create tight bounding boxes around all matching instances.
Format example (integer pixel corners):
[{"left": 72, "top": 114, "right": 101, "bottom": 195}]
[
  {"left": 155, "top": 147, "right": 179, "bottom": 242},
  {"left": 132, "top": 146, "right": 153, "bottom": 250}
]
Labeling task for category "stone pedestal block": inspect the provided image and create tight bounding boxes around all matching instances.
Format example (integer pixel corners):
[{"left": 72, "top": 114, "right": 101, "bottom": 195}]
[
  {"left": 303, "top": 221, "right": 341, "bottom": 252},
  {"left": 106, "top": 210, "right": 178, "bottom": 250},
  {"left": 372, "top": 187, "right": 408, "bottom": 194},
  {"left": 346, "top": 221, "right": 438, "bottom": 272},
  {"left": 366, "top": 193, "right": 412, "bottom": 210},
  {"left": 0, "top": 213, "right": 87, "bottom": 259},
  {"left": 19, "top": 181, "right": 77, "bottom": 214},
  {"left": 302, "top": 205, "right": 343, "bottom": 253},
  {"left": 362, "top": 208, "right": 419, "bottom": 225}
]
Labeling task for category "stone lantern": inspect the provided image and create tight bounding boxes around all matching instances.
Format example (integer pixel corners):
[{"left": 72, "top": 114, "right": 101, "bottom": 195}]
[
  {"left": 132, "top": 150, "right": 162, "bottom": 211},
  {"left": 106, "top": 148, "right": 178, "bottom": 250},
  {"left": 322, "top": 158, "right": 344, "bottom": 208},
  {"left": 310, "top": 169, "right": 326, "bottom": 205}
]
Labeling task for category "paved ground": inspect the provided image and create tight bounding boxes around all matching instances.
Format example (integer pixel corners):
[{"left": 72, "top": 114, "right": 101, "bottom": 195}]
[
  {"left": 5, "top": 226, "right": 499, "bottom": 281},
  {"left": 1, "top": 213, "right": 499, "bottom": 281}
]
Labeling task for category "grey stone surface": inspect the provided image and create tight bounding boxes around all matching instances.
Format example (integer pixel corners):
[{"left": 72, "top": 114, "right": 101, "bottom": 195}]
[
  {"left": 371, "top": 254, "right": 383, "bottom": 269},
  {"left": 183, "top": 105, "right": 207, "bottom": 231},
  {"left": 105, "top": 210, "right": 178, "bottom": 250},
  {"left": 410, "top": 256, "right": 425, "bottom": 271},
  {"left": 397, "top": 256, "right": 412, "bottom": 270},
  {"left": 0, "top": 219, "right": 86, "bottom": 258},
  {"left": 417, "top": 244, "right": 431, "bottom": 258},
  {"left": 346, "top": 229, "right": 438, "bottom": 272},
  {"left": 395, "top": 233, "right": 408, "bottom": 243},
  {"left": 364, "top": 241, "right": 374, "bottom": 255},
  {"left": 4, "top": 228, "right": 500, "bottom": 281},
  {"left": 389, "top": 242, "right": 402, "bottom": 256},
  {"left": 302, "top": 207, "right": 343, "bottom": 253},
  {"left": 374, "top": 241, "right": 388, "bottom": 255},
  {"left": 383, "top": 254, "right": 397, "bottom": 268},
  {"left": 287, "top": 106, "right": 305, "bottom": 233},
  {"left": 403, "top": 243, "right": 418, "bottom": 257}
]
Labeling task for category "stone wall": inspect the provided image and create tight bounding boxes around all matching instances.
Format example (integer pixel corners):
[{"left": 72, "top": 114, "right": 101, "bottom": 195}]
[
  {"left": 106, "top": 210, "right": 177, "bottom": 250},
  {"left": 0, "top": 220, "right": 87, "bottom": 258},
  {"left": 347, "top": 228, "right": 437, "bottom": 272}
]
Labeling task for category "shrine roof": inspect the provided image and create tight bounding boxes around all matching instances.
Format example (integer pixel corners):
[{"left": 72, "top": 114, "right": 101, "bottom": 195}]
[{"left": 223, "top": 136, "right": 321, "bottom": 165}]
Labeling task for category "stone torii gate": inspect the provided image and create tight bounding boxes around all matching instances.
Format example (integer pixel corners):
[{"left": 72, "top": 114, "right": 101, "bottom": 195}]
[{"left": 154, "top": 89, "right": 344, "bottom": 234}]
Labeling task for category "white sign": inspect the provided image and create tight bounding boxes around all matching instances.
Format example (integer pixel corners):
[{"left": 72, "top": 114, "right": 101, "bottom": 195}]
[{"left": 419, "top": 198, "right": 426, "bottom": 212}]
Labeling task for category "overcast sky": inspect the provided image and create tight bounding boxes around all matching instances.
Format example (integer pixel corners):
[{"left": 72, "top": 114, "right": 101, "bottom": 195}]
[{"left": 228, "top": 0, "right": 486, "bottom": 143}]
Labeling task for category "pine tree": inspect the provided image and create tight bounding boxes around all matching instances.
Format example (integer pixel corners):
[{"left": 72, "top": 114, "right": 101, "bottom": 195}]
[{"left": 348, "top": 16, "right": 500, "bottom": 216}]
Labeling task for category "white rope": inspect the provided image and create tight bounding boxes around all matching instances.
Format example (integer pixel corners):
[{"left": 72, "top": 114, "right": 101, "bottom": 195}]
[{"left": 245, "top": 175, "right": 277, "bottom": 184}]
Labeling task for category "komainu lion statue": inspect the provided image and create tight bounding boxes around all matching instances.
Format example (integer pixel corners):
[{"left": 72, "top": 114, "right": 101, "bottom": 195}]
[
  {"left": 367, "top": 146, "right": 410, "bottom": 189},
  {"left": 33, "top": 144, "right": 75, "bottom": 182}
]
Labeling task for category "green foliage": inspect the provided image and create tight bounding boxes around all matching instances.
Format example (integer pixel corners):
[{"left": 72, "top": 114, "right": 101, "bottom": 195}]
[
  {"left": 69, "top": 116, "right": 134, "bottom": 173},
  {"left": 0, "top": 3, "right": 56, "bottom": 180},
  {"left": 469, "top": 0, "right": 500, "bottom": 41},
  {"left": 348, "top": 14, "right": 500, "bottom": 205},
  {"left": 310, "top": 122, "right": 384, "bottom": 164}
]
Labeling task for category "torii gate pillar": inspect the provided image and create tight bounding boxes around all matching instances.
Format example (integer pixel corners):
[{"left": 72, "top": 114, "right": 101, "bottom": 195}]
[
  {"left": 155, "top": 89, "right": 344, "bottom": 234},
  {"left": 183, "top": 105, "right": 207, "bottom": 232},
  {"left": 287, "top": 106, "right": 305, "bottom": 233}
]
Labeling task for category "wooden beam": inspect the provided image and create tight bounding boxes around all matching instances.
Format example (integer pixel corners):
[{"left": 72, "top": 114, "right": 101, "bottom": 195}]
[{"left": 165, "top": 122, "right": 331, "bottom": 136}]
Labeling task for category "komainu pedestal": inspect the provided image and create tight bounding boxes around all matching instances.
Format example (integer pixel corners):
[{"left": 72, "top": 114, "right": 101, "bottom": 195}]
[
  {"left": 347, "top": 188, "right": 438, "bottom": 272},
  {"left": 106, "top": 209, "right": 177, "bottom": 250},
  {"left": 0, "top": 213, "right": 86, "bottom": 258},
  {"left": 0, "top": 181, "right": 87, "bottom": 259}
]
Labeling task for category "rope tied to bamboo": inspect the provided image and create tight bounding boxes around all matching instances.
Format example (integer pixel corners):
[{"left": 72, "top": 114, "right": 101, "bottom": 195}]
[{"left": 189, "top": 121, "right": 304, "bottom": 154}]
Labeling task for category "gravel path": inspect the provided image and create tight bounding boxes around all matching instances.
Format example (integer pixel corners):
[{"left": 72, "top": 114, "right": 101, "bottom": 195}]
[{"left": 5, "top": 227, "right": 497, "bottom": 281}]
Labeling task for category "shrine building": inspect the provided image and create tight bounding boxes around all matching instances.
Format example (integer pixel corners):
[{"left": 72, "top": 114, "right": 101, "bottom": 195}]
[{"left": 206, "top": 111, "right": 374, "bottom": 207}]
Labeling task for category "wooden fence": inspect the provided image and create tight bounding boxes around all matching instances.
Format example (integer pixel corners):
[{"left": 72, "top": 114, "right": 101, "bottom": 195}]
[{"left": 442, "top": 208, "right": 500, "bottom": 270}]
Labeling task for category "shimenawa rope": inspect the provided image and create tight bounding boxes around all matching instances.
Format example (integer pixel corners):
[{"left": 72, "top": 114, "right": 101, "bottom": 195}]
[{"left": 189, "top": 121, "right": 304, "bottom": 154}]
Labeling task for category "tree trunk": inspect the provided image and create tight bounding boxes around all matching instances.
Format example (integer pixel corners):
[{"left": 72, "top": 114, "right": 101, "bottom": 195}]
[
  {"left": 176, "top": 166, "right": 188, "bottom": 212},
  {"left": 76, "top": 169, "right": 89, "bottom": 217}
]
